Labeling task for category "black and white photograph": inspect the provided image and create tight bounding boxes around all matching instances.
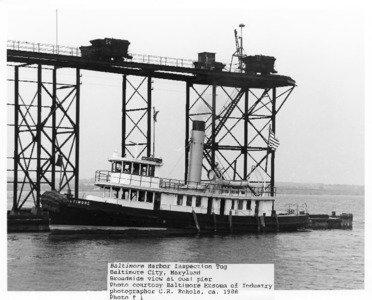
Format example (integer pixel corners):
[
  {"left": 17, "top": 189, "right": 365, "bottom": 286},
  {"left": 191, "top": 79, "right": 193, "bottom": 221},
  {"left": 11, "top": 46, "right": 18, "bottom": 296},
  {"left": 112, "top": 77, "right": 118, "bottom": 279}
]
[{"left": 1, "top": 0, "right": 369, "bottom": 299}]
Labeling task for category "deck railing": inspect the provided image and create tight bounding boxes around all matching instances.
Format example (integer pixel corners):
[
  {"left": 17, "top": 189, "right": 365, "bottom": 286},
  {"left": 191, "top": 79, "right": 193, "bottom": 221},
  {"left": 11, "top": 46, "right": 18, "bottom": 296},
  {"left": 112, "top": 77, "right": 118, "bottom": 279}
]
[
  {"left": 94, "top": 170, "right": 275, "bottom": 197},
  {"left": 95, "top": 170, "right": 160, "bottom": 189},
  {"left": 130, "top": 53, "right": 194, "bottom": 68},
  {"left": 160, "top": 177, "right": 275, "bottom": 197},
  {"left": 7, "top": 40, "right": 195, "bottom": 69},
  {"left": 95, "top": 170, "right": 110, "bottom": 182},
  {"left": 7, "top": 40, "right": 80, "bottom": 56}
]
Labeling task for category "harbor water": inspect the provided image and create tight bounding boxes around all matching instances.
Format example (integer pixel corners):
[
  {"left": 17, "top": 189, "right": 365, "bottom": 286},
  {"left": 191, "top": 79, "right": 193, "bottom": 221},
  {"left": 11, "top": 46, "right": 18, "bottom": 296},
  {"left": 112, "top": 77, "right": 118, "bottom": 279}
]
[{"left": 7, "top": 193, "right": 364, "bottom": 290}]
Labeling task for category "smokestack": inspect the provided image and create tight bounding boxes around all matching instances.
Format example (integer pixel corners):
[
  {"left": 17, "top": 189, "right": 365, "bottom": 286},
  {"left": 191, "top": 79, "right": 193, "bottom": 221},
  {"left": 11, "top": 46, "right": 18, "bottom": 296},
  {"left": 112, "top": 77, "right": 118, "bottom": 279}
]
[{"left": 187, "top": 120, "right": 205, "bottom": 183}]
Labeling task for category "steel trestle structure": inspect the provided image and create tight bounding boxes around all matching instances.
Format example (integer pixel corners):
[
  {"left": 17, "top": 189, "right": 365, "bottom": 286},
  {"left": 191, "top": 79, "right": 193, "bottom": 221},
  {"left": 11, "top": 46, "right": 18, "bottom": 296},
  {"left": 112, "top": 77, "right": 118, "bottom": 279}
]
[
  {"left": 7, "top": 40, "right": 295, "bottom": 210},
  {"left": 8, "top": 64, "right": 80, "bottom": 211},
  {"left": 121, "top": 75, "right": 152, "bottom": 158},
  {"left": 185, "top": 83, "right": 294, "bottom": 195}
]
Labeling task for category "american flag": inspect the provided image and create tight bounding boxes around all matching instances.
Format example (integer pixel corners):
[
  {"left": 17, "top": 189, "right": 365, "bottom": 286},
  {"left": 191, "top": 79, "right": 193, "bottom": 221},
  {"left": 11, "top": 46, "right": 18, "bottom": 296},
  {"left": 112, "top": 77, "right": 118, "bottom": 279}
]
[
  {"left": 268, "top": 127, "right": 280, "bottom": 150},
  {"left": 153, "top": 107, "right": 159, "bottom": 122}
]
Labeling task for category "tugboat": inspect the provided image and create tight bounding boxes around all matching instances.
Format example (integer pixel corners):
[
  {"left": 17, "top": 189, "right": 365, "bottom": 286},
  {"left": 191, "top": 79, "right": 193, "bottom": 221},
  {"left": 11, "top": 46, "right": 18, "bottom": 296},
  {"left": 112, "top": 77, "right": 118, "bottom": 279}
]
[{"left": 41, "top": 120, "right": 309, "bottom": 233}]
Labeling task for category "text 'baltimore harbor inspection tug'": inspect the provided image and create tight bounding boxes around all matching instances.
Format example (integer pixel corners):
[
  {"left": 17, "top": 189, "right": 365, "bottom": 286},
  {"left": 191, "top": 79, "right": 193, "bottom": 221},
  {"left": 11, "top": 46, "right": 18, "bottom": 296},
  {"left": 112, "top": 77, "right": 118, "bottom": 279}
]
[{"left": 37, "top": 26, "right": 352, "bottom": 234}]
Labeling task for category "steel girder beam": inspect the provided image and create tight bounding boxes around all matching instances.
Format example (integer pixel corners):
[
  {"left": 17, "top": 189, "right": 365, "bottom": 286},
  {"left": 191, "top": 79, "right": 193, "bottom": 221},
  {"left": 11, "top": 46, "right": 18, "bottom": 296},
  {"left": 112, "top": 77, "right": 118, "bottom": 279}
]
[
  {"left": 74, "top": 69, "right": 80, "bottom": 200},
  {"left": 8, "top": 49, "right": 296, "bottom": 88},
  {"left": 122, "top": 76, "right": 152, "bottom": 158},
  {"left": 12, "top": 66, "right": 19, "bottom": 210},
  {"left": 8, "top": 64, "right": 80, "bottom": 210},
  {"left": 185, "top": 83, "right": 294, "bottom": 193}
]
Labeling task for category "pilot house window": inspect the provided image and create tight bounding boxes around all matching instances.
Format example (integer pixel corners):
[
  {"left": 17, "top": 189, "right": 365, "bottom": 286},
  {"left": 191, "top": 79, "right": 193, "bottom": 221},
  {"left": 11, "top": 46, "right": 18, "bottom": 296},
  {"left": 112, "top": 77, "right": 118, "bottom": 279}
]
[
  {"left": 177, "top": 195, "right": 183, "bottom": 205},
  {"left": 146, "top": 192, "right": 153, "bottom": 203},
  {"left": 195, "top": 196, "right": 201, "bottom": 207},
  {"left": 112, "top": 187, "right": 120, "bottom": 198},
  {"left": 138, "top": 190, "right": 146, "bottom": 202},
  {"left": 154, "top": 193, "right": 161, "bottom": 202},
  {"left": 112, "top": 162, "right": 122, "bottom": 173},
  {"left": 130, "top": 190, "right": 138, "bottom": 201},
  {"left": 133, "top": 163, "right": 140, "bottom": 175},
  {"left": 246, "top": 200, "right": 252, "bottom": 210},
  {"left": 148, "top": 166, "right": 155, "bottom": 177},
  {"left": 186, "top": 196, "right": 192, "bottom": 206},
  {"left": 238, "top": 200, "right": 243, "bottom": 210},
  {"left": 123, "top": 162, "right": 131, "bottom": 174},
  {"left": 141, "top": 165, "right": 148, "bottom": 176},
  {"left": 121, "top": 189, "right": 129, "bottom": 200}
]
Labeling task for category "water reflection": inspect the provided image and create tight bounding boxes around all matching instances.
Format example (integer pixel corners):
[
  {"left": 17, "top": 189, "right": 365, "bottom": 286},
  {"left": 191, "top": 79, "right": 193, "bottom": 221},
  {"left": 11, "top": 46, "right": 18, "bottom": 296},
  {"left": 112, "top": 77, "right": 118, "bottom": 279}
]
[{"left": 8, "top": 194, "right": 364, "bottom": 290}]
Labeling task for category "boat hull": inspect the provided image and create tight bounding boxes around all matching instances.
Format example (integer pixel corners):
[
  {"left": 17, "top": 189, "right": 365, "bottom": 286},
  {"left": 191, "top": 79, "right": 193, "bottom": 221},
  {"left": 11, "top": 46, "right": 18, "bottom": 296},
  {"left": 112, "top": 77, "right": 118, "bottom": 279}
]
[{"left": 41, "top": 191, "right": 309, "bottom": 234}]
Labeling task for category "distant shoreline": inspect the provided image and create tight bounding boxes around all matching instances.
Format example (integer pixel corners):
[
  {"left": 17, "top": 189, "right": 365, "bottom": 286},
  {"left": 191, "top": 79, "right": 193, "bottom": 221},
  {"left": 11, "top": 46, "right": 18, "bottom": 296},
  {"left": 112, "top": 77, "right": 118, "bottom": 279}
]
[
  {"left": 275, "top": 182, "right": 364, "bottom": 196},
  {"left": 276, "top": 189, "right": 364, "bottom": 196}
]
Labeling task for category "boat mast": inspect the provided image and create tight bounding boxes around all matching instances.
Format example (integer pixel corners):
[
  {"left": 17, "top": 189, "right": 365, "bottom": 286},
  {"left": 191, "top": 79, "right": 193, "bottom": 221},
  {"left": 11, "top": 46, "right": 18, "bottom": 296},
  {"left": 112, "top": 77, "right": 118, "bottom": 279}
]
[{"left": 152, "top": 107, "right": 159, "bottom": 157}]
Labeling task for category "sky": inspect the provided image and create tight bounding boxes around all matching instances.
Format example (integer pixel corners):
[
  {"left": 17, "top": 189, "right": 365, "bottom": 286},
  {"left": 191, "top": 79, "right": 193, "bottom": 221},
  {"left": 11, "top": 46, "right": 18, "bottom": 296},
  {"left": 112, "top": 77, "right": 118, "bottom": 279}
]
[{"left": 4, "top": 7, "right": 364, "bottom": 185}]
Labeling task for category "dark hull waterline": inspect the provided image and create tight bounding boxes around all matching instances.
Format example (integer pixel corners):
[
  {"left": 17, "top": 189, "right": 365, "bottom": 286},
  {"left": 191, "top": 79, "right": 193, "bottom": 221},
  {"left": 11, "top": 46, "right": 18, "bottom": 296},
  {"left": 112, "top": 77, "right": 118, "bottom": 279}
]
[{"left": 41, "top": 191, "right": 309, "bottom": 234}]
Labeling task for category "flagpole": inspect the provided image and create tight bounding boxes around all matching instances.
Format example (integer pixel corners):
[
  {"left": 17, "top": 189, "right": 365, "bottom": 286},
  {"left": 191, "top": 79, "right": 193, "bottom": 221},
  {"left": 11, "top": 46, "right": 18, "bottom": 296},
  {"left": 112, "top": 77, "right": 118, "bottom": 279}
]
[
  {"left": 265, "top": 125, "right": 270, "bottom": 172},
  {"left": 152, "top": 107, "right": 155, "bottom": 157},
  {"left": 152, "top": 107, "right": 159, "bottom": 157},
  {"left": 59, "top": 165, "right": 62, "bottom": 191},
  {"left": 55, "top": 9, "right": 58, "bottom": 47}
]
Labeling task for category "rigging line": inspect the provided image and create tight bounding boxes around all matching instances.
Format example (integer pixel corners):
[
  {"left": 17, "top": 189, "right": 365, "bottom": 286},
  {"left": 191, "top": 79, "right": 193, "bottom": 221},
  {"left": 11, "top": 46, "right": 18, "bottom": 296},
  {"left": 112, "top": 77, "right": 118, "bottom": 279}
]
[
  {"left": 167, "top": 150, "right": 184, "bottom": 178},
  {"left": 215, "top": 154, "right": 231, "bottom": 180}
]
